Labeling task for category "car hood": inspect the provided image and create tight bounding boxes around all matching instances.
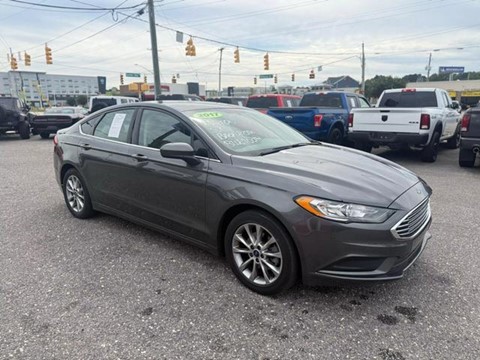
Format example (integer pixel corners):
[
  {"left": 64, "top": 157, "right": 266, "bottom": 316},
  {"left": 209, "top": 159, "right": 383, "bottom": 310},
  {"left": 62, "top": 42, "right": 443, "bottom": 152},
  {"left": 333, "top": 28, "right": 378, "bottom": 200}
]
[{"left": 231, "top": 144, "right": 422, "bottom": 208}]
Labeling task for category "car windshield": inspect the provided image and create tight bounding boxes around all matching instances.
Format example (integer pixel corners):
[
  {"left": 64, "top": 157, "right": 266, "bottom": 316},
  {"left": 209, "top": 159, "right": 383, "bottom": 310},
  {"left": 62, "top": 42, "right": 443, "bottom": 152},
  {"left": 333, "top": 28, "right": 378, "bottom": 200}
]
[
  {"left": 187, "top": 108, "right": 310, "bottom": 156},
  {"left": 246, "top": 97, "right": 278, "bottom": 108}
]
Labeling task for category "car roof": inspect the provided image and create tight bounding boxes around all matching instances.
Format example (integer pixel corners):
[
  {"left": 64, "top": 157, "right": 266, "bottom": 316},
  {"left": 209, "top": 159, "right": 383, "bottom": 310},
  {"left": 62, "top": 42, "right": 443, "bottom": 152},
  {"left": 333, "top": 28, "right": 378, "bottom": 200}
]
[{"left": 248, "top": 94, "right": 300, "bottom": 98}]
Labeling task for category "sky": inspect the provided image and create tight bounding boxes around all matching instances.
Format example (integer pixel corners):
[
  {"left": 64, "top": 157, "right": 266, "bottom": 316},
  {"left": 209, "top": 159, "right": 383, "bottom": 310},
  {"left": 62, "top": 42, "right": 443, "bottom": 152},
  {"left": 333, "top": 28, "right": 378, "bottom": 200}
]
[{"left": 0, "top": 0, "right": 479, "bottom": 90}]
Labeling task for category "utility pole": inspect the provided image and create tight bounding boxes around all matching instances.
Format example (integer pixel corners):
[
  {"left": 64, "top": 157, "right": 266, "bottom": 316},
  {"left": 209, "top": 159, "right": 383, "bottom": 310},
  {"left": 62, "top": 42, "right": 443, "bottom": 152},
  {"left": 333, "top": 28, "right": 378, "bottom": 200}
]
[
  {"left": 361, "top": 42, "right": 366, "bottom": 94},
  {"left": 218, "top": 47, "right": 224, "bottom": 95},
  {"left": 147, "top": 0, "right": 161, "bottom": 98},
  {"left": 426, "top": 52, "right": 432, "bottom": 81}
]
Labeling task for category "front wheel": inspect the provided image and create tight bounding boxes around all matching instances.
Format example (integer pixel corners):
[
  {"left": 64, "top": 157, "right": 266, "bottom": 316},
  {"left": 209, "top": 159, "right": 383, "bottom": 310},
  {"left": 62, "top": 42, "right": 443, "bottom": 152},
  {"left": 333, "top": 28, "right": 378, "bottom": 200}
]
[
  {"left": 18, "top": 121, "right": 30, "bottom": 139},
  {"left": 421, "top": 131, "right": 440, "bottom": 162},
  {"left": 62, "top": 168, "right": 95, "bottom": 219},
  {"left": 225, "top": 210, "right": 299, "bottom": 295}
]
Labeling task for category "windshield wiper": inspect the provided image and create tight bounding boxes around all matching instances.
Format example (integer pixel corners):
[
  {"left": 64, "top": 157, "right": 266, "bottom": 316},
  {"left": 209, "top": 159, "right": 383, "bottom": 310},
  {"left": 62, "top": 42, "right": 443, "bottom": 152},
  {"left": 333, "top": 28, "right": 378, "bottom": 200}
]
[{"left": 260, "top": 142, "right": 313, "bottom": 156}]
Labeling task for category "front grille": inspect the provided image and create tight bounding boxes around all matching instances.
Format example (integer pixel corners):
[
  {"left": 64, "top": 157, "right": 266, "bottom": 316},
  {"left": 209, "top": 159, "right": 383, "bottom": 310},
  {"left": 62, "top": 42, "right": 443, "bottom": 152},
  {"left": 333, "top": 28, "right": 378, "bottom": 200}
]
[{"left": 392, "top": 198, "right": 431, "bottom": 239}]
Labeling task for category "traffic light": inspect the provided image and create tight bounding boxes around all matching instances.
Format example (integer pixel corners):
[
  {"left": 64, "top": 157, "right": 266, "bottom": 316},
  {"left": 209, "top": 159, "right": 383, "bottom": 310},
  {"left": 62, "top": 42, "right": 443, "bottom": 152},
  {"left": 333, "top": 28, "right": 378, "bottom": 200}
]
[
  {"left": 234, "top": 47, "right": 240, "bottom": 63},
  {"left": 254, "top": 76, "right": 257, "bottom": 85},
  {"left": 274, "top": 75, "right": 278, "bottom": 84},
  {"left": 172, "top": 75, "right": 177, "bottom": 84},
  {"left": 10, "top": 55, "right": 18, "bottom": 70},
  {"left": 45, "top": 44, "right": 53, "bottom": 64},
  {"left": 24, "top": 52, "right": 31, "bottom": 66},
  {"left": 263, "top": 53, "right": 269, "bottom": 70},
  {"left": 120, "top": 74, "right": 124, "bottom": 85},
  {"left": 309, "top": 69, "right": 315, "bottom": 79},
  {"left": 291, "top": 73, "right": 295, "bottom": 81},
  {"left": 144, "top": 75, "right": 147, "bottom": 83},
  {"left": 185, "top": 37, "right": 196, "bottom": 56}
]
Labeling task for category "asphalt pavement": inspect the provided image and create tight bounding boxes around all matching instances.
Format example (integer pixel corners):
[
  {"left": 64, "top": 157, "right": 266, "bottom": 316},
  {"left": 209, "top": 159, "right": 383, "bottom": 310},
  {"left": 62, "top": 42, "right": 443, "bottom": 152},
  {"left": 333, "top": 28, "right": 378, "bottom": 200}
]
[{"left": 1, "top": 134, "right": 479, "bottom": 360}]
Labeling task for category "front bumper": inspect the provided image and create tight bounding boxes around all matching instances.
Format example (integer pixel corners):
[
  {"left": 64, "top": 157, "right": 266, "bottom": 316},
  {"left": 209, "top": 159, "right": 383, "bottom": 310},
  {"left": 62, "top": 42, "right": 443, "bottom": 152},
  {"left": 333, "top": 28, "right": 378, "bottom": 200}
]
[
  {"left": 348, "top": 131, "right": 429, "bottom": 146},
  {"left": 290, "top": 182, "right": 432, "bottom": 286}
]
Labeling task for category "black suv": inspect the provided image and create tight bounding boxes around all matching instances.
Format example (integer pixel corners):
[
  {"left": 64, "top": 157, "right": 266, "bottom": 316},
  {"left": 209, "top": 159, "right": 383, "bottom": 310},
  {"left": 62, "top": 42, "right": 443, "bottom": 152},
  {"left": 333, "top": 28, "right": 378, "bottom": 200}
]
[
  {"left": 0, "top": 96, "right": 32, "bottom": 139},
  {"left": 459, "top": 108, "right": 480, "bottom": 167}
]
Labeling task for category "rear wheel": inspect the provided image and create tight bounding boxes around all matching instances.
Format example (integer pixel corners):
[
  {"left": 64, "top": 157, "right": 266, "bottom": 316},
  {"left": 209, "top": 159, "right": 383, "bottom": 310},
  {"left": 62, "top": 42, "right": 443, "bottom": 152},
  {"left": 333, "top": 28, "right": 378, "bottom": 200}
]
[
  {"left": 421, "top": 131, "right": 440, "bottom": 162},
  {"left": 327, "top": 127, "right": 343, "bottom": 145},
  {"left": 40, "top": 132, "right": 50, "bottom": 139},
  {"left": 225, "top": 210, "right": 298, "bottom": 295},
  {"left": 18, "top": 121, "right": 30, "bottom": 139},
  {"left": 62, "top": 168, "right": 95, "bottom": 219},
  {"left": 459, "top": 149, "right": 476, "bottom": 168}
]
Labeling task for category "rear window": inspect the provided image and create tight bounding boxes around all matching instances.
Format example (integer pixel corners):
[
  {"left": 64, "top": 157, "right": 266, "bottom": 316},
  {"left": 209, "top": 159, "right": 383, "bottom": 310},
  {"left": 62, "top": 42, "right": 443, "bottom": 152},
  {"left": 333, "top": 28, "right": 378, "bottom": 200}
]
[
  {"left": 246, "top": 97, "right": 278, "bottom": 108},
  {"left": 300, "top": 94, "right": 344, "bottom": 108},
  {"left": 92, "top": 98, "right": 118, "bottom": 107},
  {"left": 379, "top": 91, "right": 437, "bottom": 108},
  {"left": 0, "top": 98, "right": 16, "bottom": 109}
]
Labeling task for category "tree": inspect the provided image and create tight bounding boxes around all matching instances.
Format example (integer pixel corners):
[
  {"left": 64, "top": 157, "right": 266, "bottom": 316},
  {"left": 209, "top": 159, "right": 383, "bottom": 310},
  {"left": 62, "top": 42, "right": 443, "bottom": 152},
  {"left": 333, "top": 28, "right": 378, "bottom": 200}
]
[
  {"left": 66, "top": 97, "right": 76, "bottom": 106},
  {"left": 402, "top": 74, "right": 426, "bottom": 83},
  {"left": 365, "top": 75, "right": 406, "bottom": 99},
  {"left": 76, "top": 95, "right": 88, "bottom": 106}
]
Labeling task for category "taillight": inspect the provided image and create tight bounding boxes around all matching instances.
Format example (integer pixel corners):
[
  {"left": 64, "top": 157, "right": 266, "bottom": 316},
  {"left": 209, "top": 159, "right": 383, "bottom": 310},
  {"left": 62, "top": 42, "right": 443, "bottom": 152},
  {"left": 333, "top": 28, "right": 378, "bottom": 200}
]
[
  {"left": 402, "top": 88, "right": 416, "bottom": 92},
  {"left": 461, "top": 114, "right": 471, "bottom": 132},
  {"left": 314, "top": 114, "right": 323, "bottom": 127},
  {"left": 420, "top": 114, "right": 430, "bottom": 130},
  {"left": 348, "top": 113, "right": 354, "bottom": 127},
  {"left": 53, "top": 134, "right": 59, "bottom": 145}
]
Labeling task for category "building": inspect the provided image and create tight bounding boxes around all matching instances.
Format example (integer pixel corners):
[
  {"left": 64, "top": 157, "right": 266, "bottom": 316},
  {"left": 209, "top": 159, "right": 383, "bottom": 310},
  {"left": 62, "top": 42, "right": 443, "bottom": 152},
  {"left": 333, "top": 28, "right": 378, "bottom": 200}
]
[
  {"left": 120, "top": 82, "right": 205, "bottom": 99},
  {"left": 312, "top": 75, "right": 360, "bottom": 93},
  {"left": 406, "top": 79, "right": 480, "bottom": 106},
  {"left": 0, "top": 71, "right": 106, "bottom": 107}
]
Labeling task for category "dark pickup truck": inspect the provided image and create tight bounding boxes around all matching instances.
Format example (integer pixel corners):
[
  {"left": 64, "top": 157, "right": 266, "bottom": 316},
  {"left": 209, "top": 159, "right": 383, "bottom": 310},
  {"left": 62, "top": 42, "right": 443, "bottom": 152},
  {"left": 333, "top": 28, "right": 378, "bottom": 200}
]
[
  {"left": 267, "top": 92, "right": 370, "bottom": 144},
  {"left": 459, "top": 108, "right": 480, "bottom": 167},
  {"left": 31, "top": 106, "right": 85, "bottom": 139}
]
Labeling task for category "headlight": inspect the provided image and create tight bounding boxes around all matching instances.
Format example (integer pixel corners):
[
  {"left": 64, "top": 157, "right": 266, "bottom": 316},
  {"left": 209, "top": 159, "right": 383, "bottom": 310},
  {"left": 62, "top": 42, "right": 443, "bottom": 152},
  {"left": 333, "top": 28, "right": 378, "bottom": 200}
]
[{"left": 295, "top": 196, "right": 395, "bottom": 223}]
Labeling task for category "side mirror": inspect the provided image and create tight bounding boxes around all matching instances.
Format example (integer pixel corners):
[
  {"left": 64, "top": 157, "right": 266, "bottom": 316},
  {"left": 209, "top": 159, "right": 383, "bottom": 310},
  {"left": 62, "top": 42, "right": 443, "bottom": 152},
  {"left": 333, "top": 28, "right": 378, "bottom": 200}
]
[{"left": 160, "top": 143, "right": 201, "bottom": 166}]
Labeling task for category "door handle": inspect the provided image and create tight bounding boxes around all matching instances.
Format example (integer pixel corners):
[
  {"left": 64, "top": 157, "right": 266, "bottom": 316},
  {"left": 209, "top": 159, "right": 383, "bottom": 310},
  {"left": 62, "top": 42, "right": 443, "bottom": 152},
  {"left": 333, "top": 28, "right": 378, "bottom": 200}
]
[
  {"left": 81, "top": 143, "right": 92, "bottom": 150},
  {"left": 131, "top": 153, "right": 149, "bottom": 162}
]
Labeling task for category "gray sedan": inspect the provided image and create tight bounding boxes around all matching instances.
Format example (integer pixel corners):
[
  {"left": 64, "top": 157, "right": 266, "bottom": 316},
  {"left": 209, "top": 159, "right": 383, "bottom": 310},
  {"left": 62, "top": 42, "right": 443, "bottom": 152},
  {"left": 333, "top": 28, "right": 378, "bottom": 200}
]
[{"left": 53, "top": 101, "right": 432, "bottom": 295}]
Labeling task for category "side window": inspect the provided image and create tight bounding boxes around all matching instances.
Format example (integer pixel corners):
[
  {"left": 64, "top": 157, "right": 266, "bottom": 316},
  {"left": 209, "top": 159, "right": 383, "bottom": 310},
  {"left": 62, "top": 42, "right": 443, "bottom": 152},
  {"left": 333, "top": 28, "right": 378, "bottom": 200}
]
[
  {"left": 138, "top": 109, "right": 191, "bottom": 149},
  {"left": 120, "top": 99, "right": 128, "bottom": 104},
  {"left": 93, "top": 109, "right": 135, "bottom": 143},
  {"left": 347, "top": 96, "right": 358, "bottom": 108},
  {"left": 442, "top": 92, "right": 450, "bottom": 107},
  {"left": 286, "top": 99, "right": 292, "bottom": 107},
  {"left": 358, "top": 97, "right": 370, "bottom": 108},
  {"left": 80, "top": 115, "right": 101, "bottom": 135},
  {"left": 291, "top": 98, "right": 300, "bottom": 106}
]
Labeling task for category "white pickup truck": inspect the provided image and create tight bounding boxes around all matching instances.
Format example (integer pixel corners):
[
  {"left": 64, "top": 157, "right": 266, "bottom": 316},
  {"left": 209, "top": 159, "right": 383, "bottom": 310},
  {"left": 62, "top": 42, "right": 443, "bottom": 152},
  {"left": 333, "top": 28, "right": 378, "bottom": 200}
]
[{"left": 348, "top": 88, "right": 461, "bottom": 162}]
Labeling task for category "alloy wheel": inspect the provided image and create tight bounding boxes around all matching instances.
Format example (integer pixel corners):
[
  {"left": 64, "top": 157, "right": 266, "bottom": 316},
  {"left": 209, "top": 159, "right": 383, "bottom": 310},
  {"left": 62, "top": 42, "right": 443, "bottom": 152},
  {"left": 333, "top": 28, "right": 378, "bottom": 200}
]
[
  {"left": 232, "top": 223, "right": 283, "bottom": 285},
  {"left": 65, "top": 175, "right": 85, "bottom": 213}
]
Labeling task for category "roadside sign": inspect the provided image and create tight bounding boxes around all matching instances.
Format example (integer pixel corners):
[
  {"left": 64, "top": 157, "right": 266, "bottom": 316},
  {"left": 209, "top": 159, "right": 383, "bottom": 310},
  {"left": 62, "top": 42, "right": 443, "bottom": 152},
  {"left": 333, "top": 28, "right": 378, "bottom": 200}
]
[
  {"left": 125, "top": 72, "right": 141, "bottom": 78},
  {"left": 438, "top": 66, "right": 464, "bottom": 74},
  {"left": 259, "top": 74, "right": 273, "bottom": 79}
]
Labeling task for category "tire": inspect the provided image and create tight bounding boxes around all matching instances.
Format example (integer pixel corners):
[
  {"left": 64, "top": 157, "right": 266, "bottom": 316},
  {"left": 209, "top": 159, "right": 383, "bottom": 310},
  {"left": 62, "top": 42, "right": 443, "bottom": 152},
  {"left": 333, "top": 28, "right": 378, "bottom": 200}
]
[
  {"left": 459, "top": 149, "right": 476, "bottom": 168},
  {"left": 327, "top": 127, "right": 343, "bottom": 145},
  {"left": 40, "top": 132, "right": 50, "bottom": 139},
  {"left": 18, "top": 121, "right": 30, "bottom": 139},
  {"left": 90, "top": 102, "right": 108, "bottom": 114},
  {"left": 446, "top": 125, "right": 461, "bottom": 149},
  {"left": 62, "top": 168, "right": 95, "bottom": 219},
  {"left": 0, "top": 105, "right": 6, "bottom": 122},
  {"left": 225, "top": 210, "right": 299, "bottom": 295},
  {"left": 354, "top": 142, "right": 372, "bottom": 153},
  {"left": 421, "top": 130, "right": 440, "bottom": 162}
]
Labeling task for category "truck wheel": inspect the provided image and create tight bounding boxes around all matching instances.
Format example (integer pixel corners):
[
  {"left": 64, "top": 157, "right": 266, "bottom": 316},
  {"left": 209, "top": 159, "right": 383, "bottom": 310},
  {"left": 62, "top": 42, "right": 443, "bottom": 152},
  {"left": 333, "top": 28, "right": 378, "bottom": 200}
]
[
  {"left": 327, "top": 128, "right": 343, "bottom": 145},
  {"left": 446, "top": 125, "right": 461, "bottom": 149},
  {"left": 459, "top": 149, "right": 476, "bottom": 167},
  {"left": 40, "top": 132, "right": 50, "bottom": 139},
  {"left": 421, "top": 131, "right": 440, "bottom": 162},
  {"left": 18, "top": 121, "right": 30, "bottom": 139}
]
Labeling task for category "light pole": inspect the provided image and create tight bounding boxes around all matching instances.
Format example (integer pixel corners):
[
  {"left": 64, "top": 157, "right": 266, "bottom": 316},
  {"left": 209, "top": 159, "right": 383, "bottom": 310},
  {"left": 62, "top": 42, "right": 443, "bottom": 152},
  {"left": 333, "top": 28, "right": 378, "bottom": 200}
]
[{"left": 147, "top": 0, "right": 161, "bottom": 98}]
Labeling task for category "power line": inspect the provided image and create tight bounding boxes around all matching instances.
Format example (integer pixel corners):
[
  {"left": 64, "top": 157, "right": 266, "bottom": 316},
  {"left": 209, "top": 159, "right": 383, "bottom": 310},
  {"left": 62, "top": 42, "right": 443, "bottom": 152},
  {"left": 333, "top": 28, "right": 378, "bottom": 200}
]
[{"left": 8, "top": 0, "right": 146, "bottom": 11}]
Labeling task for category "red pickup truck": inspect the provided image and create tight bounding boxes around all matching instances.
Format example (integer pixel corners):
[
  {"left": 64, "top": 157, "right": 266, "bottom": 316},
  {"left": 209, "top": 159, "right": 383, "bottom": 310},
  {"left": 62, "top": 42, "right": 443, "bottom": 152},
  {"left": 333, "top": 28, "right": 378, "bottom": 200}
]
[{"left": 246, "top": 94, "right": 301, "bottom": 114}]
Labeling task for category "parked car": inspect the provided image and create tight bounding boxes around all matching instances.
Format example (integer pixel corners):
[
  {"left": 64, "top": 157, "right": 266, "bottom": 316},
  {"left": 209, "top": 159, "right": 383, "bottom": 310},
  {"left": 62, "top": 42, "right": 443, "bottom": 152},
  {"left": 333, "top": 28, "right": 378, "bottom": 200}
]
[
  {"left": 267, "top": 92, "right": 370, "bottom": 145},
  {"left": 206, "top": 96, "right": 247, "bottom": 106},
  {"left": 349, "top": 88, "right": 461, "bottom": 162},
  {"left": 0, "top": 96, "right": 32, "bottom": 139},
  {"left": 89, "top": 96, "right": 139, "bottom": 114},
  {"left": 54, "top": 101, "right": 432, "bottom": 295},
  {"left": 459, "top": 109, "right": 480, "bottom": 167},
  {"left": 157, "top": 94, "right": 203, "bottom": 101},
  {"left": 246, "top": 94, "right": 301, "bottom": 114},
  {"left": 32, "top": 106, "right": 86, "bottom": 139}
]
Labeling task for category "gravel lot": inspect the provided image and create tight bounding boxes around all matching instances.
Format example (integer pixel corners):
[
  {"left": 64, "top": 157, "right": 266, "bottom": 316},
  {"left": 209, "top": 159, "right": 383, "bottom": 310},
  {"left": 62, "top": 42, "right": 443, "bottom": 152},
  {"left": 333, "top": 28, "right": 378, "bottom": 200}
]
[{"left": 1, "top": 135, "right": 479, "bottom": 360}]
